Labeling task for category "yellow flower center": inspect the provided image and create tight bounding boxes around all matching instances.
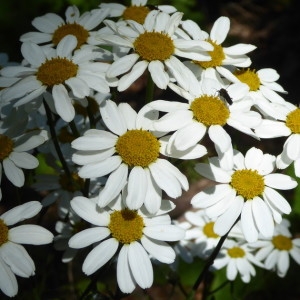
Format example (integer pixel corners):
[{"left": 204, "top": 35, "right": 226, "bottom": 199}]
[
  {"left": 58, "top": 126, "right": 76, "bottom": 143},
  {"left": 203, "top": 221, "right": 219, "bottom": 238},
  {"left": 108, "top": 209, "right": 144, "bottom": 244},
  {"left": 133, "top": 31, "right": 175, "bottom": 61},
  {"left": 0, "top": 135, "right": 14, "bottom": 161},
  {"left": 115, "top": 129, "right": 160, "bottom": 168},
  {"left": 227, "top": 246, "right": 245, "bottom": 258},
  {"left": 272, "top": 234, "right": 293, "bottom": 251},
  {"left": 286, "top": 108, "right": 300, "bottom": 134},
  {"left": 234, "top": 68, "right": 261, "bottom": 91},
  {"left": 231, "top": 169, "right": 265, "bottom": 200},
  {"left": 193, "top": 39, "right": 225, "bottom": 69},
  {"left": 58, "top": 172, "right": 85, "bottom": 192},
  {"left": 122, "top": 5, "right": 150, "bottom": 24},
  {"left": 0, "top": 219, "right": 9, "bottom": 246},
  {"left": 36, "top": 57, "right": 78, "bottom": 87},
  {"left": 190, "top": 95, "right": 230, "bottom": 126},
  {"left": 52, "top": 23, "right": 89, "bottom": 48}
]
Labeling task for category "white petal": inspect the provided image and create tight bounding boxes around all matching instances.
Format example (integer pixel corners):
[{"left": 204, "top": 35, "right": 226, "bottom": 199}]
[
  {"left": 107, "top": 53, "right": 139, "bottom": 77},
  {"left": 208, "top": 125, "right": 231, "bottom": 153},
  {"left": 126, "top": 167, "right": 147, "bottom": 210},
  {"left": 83, "top": 238, "right": 118, "bottom": 275},
  {"left": 56, "top": 35, "right": 77, "bottom": 58},
  {"left": 68, "top": 227, "right": 110, "bottom": 249},
  {"left": 98, "top": 164, "right": 128, "bottom": 207},
  {"left": 194, "top": 162, "right": 231, "bottom": 183},
  {"left": 143, "top": 224, "right": 185, "bottom": 241},
  {"left": 210, "top": 16, "right": 230, "bottom": 44},
  {"left": 128, "top": 242, "right": 153, "bottom": 289},
  {"left": 117, "top": 245, "right": 136, "bottom": 294},
  {"left": 263, "top": 187, "right": 291, "bottom": 215},
  {"left": 252, "top": 197, "right": 274, "bottom": 238},
  {"left": 3, "top": 159, "right": 24, "bottom": 187},
  {"left": 141, "top": 236, "right": 175, "bottom": 263},
  {"left": 148, "top": 60, "right": 169, "bottom": 90},
  {"left": 1, "top": 201, "right": 42, "bottom": 225},
  {"left": 9, "top": 152, "right": 38, "bottom": 169},
  {"left": 9, "top": 225, "right": 53, "bottom": 245},
  {"left": 264, "top": 173, "right": 297, "bottom": 190},
  {"left": 0, "top": 243, "right": 35, "bottom": 277},
  {"left": 240, "top": 200, "right": 258, "bottom": 242},
  {"left": 70, "top": 196, "right": 110, "bottom": 226},
  {"left": 0, "top": 257, "right": 18, "bottom": 297},
  {"left": 52, "top": 84, "right": 75, "bottom": 122}
]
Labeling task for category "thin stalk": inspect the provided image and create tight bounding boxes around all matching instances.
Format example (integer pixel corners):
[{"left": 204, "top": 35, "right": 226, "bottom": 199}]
[
  {"left": 43, "top": 100, "right": 71, "bottom": 178},
  {"left": 145, "top": 73, "right": 155, "bottom": 104},
  {"left": 69, "top": 120, "right": 80, "bottom": 138}
]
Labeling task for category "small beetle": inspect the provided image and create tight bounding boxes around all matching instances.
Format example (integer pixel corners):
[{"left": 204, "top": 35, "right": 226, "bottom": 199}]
[{"left": 217, "top": 88, "right": 232, "bottom": 105}]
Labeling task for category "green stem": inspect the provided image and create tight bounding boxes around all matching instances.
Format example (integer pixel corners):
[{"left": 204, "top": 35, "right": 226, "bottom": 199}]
[
  {"left": 69, "top": 120, "right": 80, "bottom": 138},
  {"left": 145, "top": 73, "right": 155, "bottom": 104},
  {"left": 43, "top": 100, "right": 71, "bottom": 178},
  {"left": 190, "top": 217, "right": 240, "bottom": 296}
]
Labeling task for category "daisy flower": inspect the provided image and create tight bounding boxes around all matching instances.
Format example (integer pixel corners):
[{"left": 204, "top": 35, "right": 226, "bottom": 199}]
[
  {"left": 0, "top": 128, "right": 47, "bottom": 200},
  {"left": 255, "top": 101, "right": 300, "bottom": 176},
  {"left": 0, "top": 201, "right": 53, "bottom": 297},
  {"left": 181, "top": 16, "right": 256, "bottom": 79},
  {"left": 20, "top": 5, "right": 110, "bottom": 47},
  {"left": 68, "top": 195, "right": 185, "bottom": 294},
  {"left": 212, "top": 239, "right": 263, "bottom": 283},
  {"left": 191, "top": 147, "right": 297, "bottom": 242},
  {"left": 249, "top": 219, "right": 300, "bottom": 277},
  {"left": 151, "top": 76, "right": 261, "bottom": 156},
  {"left": 101, "top": 10, "right": 213, "bottom": 91},
  {"left": 100, "top": 0, "right": 177, "bottom": 24},
  {"left": 184, "top": 210, "right": 220, "bottom": 258},
  {"left": 71, "top": 100, "right": 206, "bottom": 214},
  {"left": 217, "top": 66, "right": 288, "bottom": 117},
  {"left": 0, "top": 35, "right": 111, "bottom": 122}
]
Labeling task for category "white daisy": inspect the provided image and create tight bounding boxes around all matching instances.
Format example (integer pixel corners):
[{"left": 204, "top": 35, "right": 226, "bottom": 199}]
[
  {"left": 68, "top": 194, "right": 185, "bottom": 294},
  {"left": 212, "top": 239, "right": 263, "bottom": 283},
  {"left": 191, "top": 147, "right": 297, "bottom": 242},
  {"left": 180, "top": 16, "right": 256, "bottom": 79},
  {"left": 255, "top": 101, "right": 300, "bottom": 177},
  {"left": 71, "top": 100, "right": 206, "bottom": 214},
  {"left": 217, "top": 66, "right": 288, "bottom": 118},
  {"left": 249, "top": 219, "right": 300, "bottom": 277},
  {"left": 0, "top": 201, "right": 53, "bottom": 297},
  {"left": 184, "top": 210, "right": 220, "bottom": 258},
  {"left": 0, "top": 35, "right": 111, "bottom": 122},
  {"left": 101, "top": 10, "right": 213, "bottom": 91},
  {"left": 151, "top": 76, "right": 261, "bottom": 156},
  {"left": 20, "top": 5, "right": 110, "bottom": 47},
  {"left": 100, "top": 0, "right": 177, "bottom": 24},
  {"left": 0, "top": 129, "right": 47, "bottom": 200}
]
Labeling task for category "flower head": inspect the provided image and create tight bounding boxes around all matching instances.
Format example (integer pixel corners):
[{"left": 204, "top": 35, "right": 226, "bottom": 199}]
[
  {"left": 101, "top": 10, "right": 212, "bottom": 91},
  {"left": 191, "top": 147, "right": 297, "bottom": 242},
  {"left": 1, "top": 35, "right": 111, "bottom": 122},
  {"left": 249, "top": 219, "right": 300, "bottom": 277},
  {"left": 68, "top": 195, "right": 185, "bottom": 294},
  {"left": 71, "top": 100, "right": 202, "bottom": 214},
  {"left": 0, "top": 201, "right": 53, "bottom": 297},
  {"left": 20, "top": 6, "right": 110, "bottom": 47}
]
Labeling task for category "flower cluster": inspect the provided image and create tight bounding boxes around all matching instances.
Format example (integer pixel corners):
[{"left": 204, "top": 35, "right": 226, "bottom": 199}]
[{"left": 0, "top": 0, "right": 300, "bottom": 298}]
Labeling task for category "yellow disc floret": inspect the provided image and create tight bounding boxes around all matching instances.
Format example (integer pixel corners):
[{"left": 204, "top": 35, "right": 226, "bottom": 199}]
[
  {"left": 115, "top": 129, "right": 160, "bottom": 168},
  {"left": 203, "top": 221, "right": 219, "bottom": 238},
  {"left": 0, "top": 219, "right": 9, "bottom": 246},
  {"left": 286, "top": 108, "right": 300, "bottom": 134},
  {"left": 272, "top": 235, "right": 293, "bottom": 251},
  {"left": 37, "top": 57, "right": 78, "bottom": 87},
  {"left": 193, "top": 39, "right": 225, "bottom": 69},
  {"left": 123, "top": 5, "right": 150, "bottom": 24},
  {"left": 59, "top": 172, "right": 85, "bottom": 192},
  {"left": 234, "top": 68, "right": 261, "bottom": 91},
  {"left": 190, "top": 95, "right": 230, "bottom": 126},
  {"left": 0, "top": 135, "right": 14, "bottom": 161},
  {"left": 108, "top": 209, "right": 144, "bottom": 244},
  {"left": 231, "top": 169, "right": 265, "bottom": 200},
  {"left": 52, "top": 23, "right": 89, "bottom": 48},
  {"left": 134, "top": 31, "right": 175, "bottom": 61},
  {"left": 227, "top": 246, "right": 245, "bottom": 258}
]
